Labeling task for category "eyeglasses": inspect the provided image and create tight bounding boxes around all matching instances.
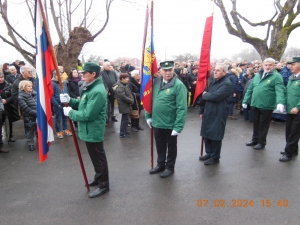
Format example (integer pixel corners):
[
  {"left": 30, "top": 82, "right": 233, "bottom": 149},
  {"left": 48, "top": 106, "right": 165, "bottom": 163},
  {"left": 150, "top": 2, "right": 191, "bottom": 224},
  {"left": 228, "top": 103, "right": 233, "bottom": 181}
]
[{"left": 26, "top": 71, "right": 33, "bottom": 73}]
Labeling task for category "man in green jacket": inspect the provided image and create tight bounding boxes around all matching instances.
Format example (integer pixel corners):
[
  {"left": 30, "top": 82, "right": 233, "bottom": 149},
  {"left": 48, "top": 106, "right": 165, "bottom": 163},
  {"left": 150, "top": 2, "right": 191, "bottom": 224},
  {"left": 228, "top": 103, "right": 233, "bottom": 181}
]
[
  {"left": 61, "top": 62, "right": 109, "bottom": 198},
  {"left": 146, "top": 61, "right": 187, "bottom": 178},
  {"left": 243, "top": 58, "right": 285, "bottom": 150},
  {"left": 279, "top": 57, "right": 300, "bottom": 162}
]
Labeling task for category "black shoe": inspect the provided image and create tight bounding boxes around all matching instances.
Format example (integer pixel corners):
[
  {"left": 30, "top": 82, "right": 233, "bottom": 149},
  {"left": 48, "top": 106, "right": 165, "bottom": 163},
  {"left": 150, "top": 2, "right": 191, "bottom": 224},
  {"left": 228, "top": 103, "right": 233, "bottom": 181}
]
[
  {"left": 246, "top": 140, "right": 258, "bottom": 146},
  {"left": 160, "top": 169, "right": 174, "bottom": 178},
  {"left": 149, "top": 165, "right": 165, "bottom": 174},
  {"left": 279, "top": 155, "right": 292, "bottom": 162},
  {"left": 111, "top": 117, "right": 118, "bottom": 122},
  {"left": 137, "top": 126, "right": 144, "bottom": 130},
  {"left": 204, "top": 158, "right": 219, "bottom": 165},
  {"left": 88, "top": 180, "right": 98, "bottom": 187},
  {"left": 29, "top": 145, "right": 34, "bottom": 151},
  {"left": 253, "top": 143, "right": 265, "bottom": 150},
  {"left": 120, "top": 134, "right": 130, "bottom": 138},
  {"left": 88, "top": 187, "right": 109, "bottom": 198},
  {"left": 131, "top": 127, "right": 138, "bottom": 132},
  {"left": 199, "top": 154, "right": 210, "bottom": 161},
  {"left": 280, "top": 151, "right": 298, "bottom": 156}
]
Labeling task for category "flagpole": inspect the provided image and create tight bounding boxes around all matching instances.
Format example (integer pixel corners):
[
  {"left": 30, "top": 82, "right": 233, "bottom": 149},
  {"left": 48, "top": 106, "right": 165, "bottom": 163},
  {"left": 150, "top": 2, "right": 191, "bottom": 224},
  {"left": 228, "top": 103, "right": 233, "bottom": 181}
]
[
  {"left": 140, "top": 5, "right": 149, "bottom": 85},
  {"left": 150, "top": 0, "right": 154, "bottom": 169},
  {"left": 37, "top": 0, "right": 90, "bottom": 191}
]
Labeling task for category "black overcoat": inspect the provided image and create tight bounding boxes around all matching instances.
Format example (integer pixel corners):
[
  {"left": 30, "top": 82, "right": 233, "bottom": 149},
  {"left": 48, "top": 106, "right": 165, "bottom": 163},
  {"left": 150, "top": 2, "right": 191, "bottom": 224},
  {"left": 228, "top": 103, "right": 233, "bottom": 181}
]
[
  {"left": 200, "top": 76, "right": 232, "bottom": 141},
  {"left": 18, "top": 90, "right": 37, "bottom": 129}
]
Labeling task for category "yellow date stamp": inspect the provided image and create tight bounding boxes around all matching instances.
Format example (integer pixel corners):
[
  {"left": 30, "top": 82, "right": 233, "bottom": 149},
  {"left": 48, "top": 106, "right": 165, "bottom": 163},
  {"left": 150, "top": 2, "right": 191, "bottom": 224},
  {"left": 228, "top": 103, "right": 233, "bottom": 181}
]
[{"left": 196, "top": 199, "right": 289, "bottom": 208}]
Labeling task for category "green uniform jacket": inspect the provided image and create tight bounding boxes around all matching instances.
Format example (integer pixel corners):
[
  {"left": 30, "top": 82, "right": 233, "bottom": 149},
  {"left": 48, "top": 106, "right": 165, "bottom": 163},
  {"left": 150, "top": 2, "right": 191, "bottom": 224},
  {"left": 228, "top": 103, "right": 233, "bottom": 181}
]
[
  {"left": 145, "top": 76, "right": 187, "bottom": 133},
  {"left": 243, "top": 69, "right": 285, "bottom": 110},
  {"left": 286, "top": 75, "right": 300, "bottom": 115},
  {"left": 68, "top": 78, "right": 107, "bottom": 142}
]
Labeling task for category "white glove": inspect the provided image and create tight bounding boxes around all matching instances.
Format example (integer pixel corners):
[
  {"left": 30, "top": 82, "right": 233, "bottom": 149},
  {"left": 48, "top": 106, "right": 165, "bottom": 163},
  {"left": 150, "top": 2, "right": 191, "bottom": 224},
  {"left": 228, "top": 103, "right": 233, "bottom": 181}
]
[
  {"left": 60, "top": 93, "right": 70, "bottom": 103},
  {"left": 63, "top": 106, "right": 72, "bottom": 116},
  {"left": 146, "top": 118, "right": 152, "bottom": 128},
  {"left": 242, "top": 104, "right": 247, "bottom": 109},
  {"left": 171, "top": 130, "right": 180, "bottom": 136},
  {"left": 276, "top": 104, "right": 284, "bottom": 113}
]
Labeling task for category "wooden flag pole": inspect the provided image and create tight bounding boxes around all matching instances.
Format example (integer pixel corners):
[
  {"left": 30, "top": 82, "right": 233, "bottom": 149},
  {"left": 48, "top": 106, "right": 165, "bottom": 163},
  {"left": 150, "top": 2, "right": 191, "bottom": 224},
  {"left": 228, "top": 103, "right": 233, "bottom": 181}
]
[
  {"left": 37, "top": 0, "right": 90, "bottom": 191},
  {"left": 150, "top": 0, "right": 154, "bottom": 169}
]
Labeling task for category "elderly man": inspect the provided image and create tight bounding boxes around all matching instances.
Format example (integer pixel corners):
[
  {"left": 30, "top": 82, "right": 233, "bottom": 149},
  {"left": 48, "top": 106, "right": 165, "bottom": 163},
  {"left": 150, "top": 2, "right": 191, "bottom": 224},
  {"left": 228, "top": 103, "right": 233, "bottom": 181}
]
[
  {"left": 146, "top": 61, "right": 187, "bottom": 178},
  {"left": 243, "top": 58, "right": 285, "bottom": 150},
  {"left": 6, "top": 66, "right": 20, "bottom": 84},
  {"left": 199, "top": 64, "right": 232, "bottom": 165},
  {"left": 61, "top": 62, "right": 110, "bottom": 198},
  {"left": 101, "top": 61, "right": 118, "bottom": 122},
  {"left": 279, "top": 57, "right": 300, "bottom": 162}
]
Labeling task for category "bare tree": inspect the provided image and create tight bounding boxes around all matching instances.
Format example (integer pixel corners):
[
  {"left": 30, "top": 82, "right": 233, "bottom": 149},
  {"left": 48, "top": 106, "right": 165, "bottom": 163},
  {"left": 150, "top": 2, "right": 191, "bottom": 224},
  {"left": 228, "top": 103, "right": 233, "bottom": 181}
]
[
  {"left": 215, "top": 0, "right": 300, "bottom": 61},
  {"left": 0, "top": 0, "right": 127, "bottom": 72},
  {"left": 171, "top": 53, "right": 199, "bottom": 62}
]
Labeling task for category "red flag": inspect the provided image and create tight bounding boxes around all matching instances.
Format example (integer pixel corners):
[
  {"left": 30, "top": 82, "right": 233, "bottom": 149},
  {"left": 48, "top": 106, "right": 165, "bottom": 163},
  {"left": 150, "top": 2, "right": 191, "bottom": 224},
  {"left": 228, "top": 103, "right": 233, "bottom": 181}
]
[{"left": 193, "top": 16, "right": 213, "bottom": 104}]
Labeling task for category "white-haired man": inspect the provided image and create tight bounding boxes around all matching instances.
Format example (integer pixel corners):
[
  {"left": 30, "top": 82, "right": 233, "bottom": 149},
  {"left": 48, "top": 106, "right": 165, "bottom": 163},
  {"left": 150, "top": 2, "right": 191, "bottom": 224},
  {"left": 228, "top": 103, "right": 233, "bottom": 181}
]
[
  {"left": 243, "top": 58, "right": 285, "bottom": 150},
  {"left": 6, "top": 66, "right": 20, "bottom": 85}
]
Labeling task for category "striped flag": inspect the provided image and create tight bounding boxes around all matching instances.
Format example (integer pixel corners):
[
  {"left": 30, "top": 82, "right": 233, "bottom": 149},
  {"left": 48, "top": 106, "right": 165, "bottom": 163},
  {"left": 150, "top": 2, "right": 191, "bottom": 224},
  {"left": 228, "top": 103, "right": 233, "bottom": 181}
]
[
  {"left": 35, "top": 0, "right": 55, "bottom": 163},
  {"left": 140, "top": 3, "right": 158, "bottom": 114},
  {"left": 193, "top": 15, "right": 213, "bottom": 104}
]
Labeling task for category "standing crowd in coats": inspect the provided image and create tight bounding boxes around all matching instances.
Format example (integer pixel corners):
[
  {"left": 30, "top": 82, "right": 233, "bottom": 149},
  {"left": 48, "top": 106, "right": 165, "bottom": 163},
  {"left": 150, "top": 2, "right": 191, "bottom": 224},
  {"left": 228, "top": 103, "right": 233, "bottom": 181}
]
[{"left": 1, "top": 55, "right": 299, "bottom": 198}]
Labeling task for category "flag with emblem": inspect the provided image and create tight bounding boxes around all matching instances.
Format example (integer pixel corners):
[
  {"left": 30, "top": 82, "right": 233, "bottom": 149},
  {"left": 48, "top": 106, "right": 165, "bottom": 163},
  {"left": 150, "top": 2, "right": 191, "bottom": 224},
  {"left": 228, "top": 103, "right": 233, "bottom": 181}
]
[
  {"left": 140, "top": 2, "right": 158, "bottom": 114},
  {"left": 35, "top": 0, "right": 55, "bottom": 163},
  {"left": 193, "top": 15, "right": 213, "bottom": 104}
]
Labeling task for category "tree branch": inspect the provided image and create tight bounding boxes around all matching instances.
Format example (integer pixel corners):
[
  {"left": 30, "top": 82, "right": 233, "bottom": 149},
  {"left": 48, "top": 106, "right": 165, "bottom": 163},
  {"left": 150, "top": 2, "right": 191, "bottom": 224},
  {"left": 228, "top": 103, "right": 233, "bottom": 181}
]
[
  {"left": 287, "top": 21, "right": 300, "bottom": 33},
  {"left": 79, "top": 0, "right": 93, "bottom": 27},
  {"left": 0, "top": 35, "right": 35, "bottom": 65},
  {"left": 275, "top": 0, "right": 282, "bottom": 11},
  {"left": 49, "top": 0, "right": 65, "bottom": 48},
  {"left": 236, "top": 12, "right": 271, "bottom": 26},
  {"left": 25, "top": 0, "right": 34, "bottom": 26},
  {"left": 90, "top": 0, "right": 113, "bottom": 40}
]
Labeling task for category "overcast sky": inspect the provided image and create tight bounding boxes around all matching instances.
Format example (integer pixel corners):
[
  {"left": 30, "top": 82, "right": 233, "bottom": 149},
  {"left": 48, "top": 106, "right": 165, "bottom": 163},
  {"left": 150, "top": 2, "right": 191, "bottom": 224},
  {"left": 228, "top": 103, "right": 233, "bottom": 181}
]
[{"left": 1, "top": 0, "right": 300, "bottom": 65}]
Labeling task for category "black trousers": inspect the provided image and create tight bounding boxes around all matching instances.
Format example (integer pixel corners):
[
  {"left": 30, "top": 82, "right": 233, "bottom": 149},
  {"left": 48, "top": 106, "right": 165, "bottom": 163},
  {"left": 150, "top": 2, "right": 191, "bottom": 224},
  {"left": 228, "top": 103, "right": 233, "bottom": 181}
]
[
  {"left": 284, "top": 114, "right": 300, "bottom": 157},
  {"left": 85, "top": 141, "right": 109, "bottom": 189},
  {"left": 120, "top": 113, "right": 129, "bottom": 136},
  {"left": 252, "top": 107, "right": 273, "bottom": 145},
  {"left": 154, "top": 128, "right": 177, "bottom": 171},
  {"left": 204, "top": 138, "right": 222, "bottom": 159},
  {"left": 108, "top": 97, "right": 115, "bottom": 117}
]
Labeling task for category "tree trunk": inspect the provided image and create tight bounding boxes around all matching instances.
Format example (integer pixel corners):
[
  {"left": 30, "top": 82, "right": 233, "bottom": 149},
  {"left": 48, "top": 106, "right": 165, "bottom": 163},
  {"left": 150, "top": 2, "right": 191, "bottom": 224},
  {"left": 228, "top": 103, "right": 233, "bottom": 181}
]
[{"left": 55, "top": 27, "right": 92, "bottom": 73}]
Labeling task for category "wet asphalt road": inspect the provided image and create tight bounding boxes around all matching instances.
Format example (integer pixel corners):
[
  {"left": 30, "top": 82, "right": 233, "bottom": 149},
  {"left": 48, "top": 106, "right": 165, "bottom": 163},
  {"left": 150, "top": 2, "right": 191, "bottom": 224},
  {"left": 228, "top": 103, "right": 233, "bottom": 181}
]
[{"left": 0, "top": 107, "right": 299, "bottom": 225}]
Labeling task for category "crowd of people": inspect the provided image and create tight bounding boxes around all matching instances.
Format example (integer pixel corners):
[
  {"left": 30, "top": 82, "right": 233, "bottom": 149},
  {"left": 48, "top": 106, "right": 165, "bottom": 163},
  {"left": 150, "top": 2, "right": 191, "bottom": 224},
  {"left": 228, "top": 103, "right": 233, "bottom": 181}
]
[{"left": 1, "top": 55, "right": 299, "bottom": 199}]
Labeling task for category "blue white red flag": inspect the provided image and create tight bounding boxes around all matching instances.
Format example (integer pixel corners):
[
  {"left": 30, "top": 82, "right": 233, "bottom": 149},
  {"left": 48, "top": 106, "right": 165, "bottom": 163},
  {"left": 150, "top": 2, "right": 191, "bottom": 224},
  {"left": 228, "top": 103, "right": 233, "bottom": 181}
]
[
  {"left": 140, "top": 3, "right": 158, "bottom": 114},
  {"left": 35, "top": 0, "right": 55, "bottom": 163}
]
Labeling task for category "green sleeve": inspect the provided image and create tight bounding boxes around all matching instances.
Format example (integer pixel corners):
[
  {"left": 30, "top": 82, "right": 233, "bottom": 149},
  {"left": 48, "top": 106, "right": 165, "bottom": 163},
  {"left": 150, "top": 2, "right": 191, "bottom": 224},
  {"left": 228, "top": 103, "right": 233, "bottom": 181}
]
[
  {"left": 69, "top": 98, "right": 80, "bottom": 109},
  {"left": 274, "top": 75, "right": 285, "bottom": 105},
  {"left": 242, "top": 78, "right": 254, "bottom": 105},
  {"left": 69, "top": 92, "right": 105, "bottom": 122},
  {"left": 173, "top": 84, "right": 187, "bottom": 133}
]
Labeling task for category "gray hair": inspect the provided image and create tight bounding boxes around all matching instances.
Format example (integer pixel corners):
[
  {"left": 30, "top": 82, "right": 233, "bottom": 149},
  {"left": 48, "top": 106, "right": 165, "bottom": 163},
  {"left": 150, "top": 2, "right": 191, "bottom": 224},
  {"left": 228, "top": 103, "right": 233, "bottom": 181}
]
[
  {"left": 9, "top": 66, "right": 16, "bottom": 70},
  {"left": 19, "top": 80, "right": 32, "bottom": 90},
  {"left": 263, "top": 58, "right": 275, "bottom": 64},
  {"left": 130, "top": 69, "right": 139, "bottom": 77},
  {"left": 216, "top": 63, "right": 228, "bottom": 73},
  {"left": 20, "top": 65, "right": 32, "bottom": 74},
  {"left": 103, "top": 62, "right": 110, "bottom": 67}
]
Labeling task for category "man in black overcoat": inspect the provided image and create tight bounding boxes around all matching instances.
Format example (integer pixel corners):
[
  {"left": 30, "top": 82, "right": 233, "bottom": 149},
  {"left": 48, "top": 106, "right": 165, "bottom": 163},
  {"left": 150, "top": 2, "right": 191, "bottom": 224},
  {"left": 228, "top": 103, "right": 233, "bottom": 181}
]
[{"left": 199, "top": 64, "right": 232, "bottom": 165}]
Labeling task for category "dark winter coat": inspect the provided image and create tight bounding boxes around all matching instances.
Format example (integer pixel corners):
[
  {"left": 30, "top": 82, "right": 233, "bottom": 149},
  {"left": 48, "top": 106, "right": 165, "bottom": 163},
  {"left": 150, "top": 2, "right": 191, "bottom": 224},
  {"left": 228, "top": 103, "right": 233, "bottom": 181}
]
[
  {"left": 51, "top": 79, "right": 69, "bottom": 112},
  {"left": 12, "top": 76, "right": 36, "bottom": 104},
  {"left": 18, "top": 90, "right": 37, "bottom": 129},
  {"left": 227, "top": 72, "right": 238, "bottom": 103},
  {"left": 241, "top": 74, "right": 250, "bottom": 89},
  {"left": 177, "top": 73, "right": 189, "bottom": 88},
  {"left": 281, "top": 66, "right": 292, "bottom": 87},
  {"left": 6, "top": 74, "right": 20, "bottom": 85},
  {"left": 67, "top": 78, "right": 80, "bottom": 98},
  {"left": 101, "top": 69, "right": 118, "bottom": 100},
  {"left": 0, "top": 81, "right": 20, "bottom": 122},
  {"left": 187, "top": 72, "right": 198, "bottom": 89},
  {"left": 113, "top": 80, "right": 134, "bottom": 114},
  {"left": 128, "top": 76, "right": 143, "bottom": 111},
  {"left": 200, "top": 76, "right": 232, "bottom": 141}
]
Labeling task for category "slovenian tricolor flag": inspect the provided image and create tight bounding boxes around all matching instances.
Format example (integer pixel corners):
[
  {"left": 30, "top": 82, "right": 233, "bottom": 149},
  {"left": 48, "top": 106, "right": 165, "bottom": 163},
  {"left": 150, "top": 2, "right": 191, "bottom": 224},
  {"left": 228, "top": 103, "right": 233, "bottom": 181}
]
[
  {"left": 35, "top": 0, "right": 55, "bottom": 163},
  {"left": 140, "top": 1, "right": 158, "bottom": 114}
]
